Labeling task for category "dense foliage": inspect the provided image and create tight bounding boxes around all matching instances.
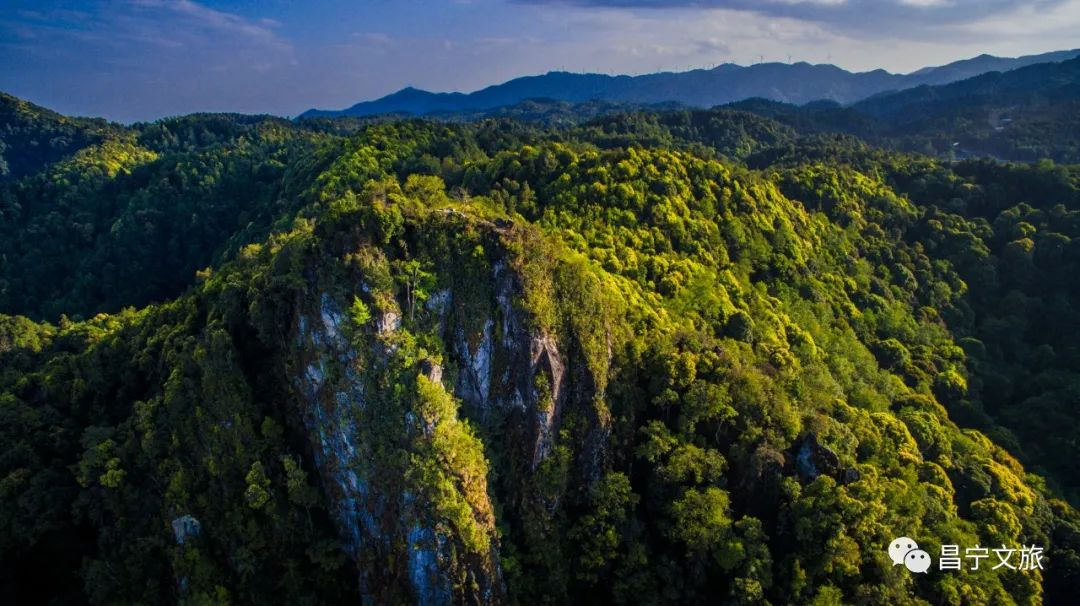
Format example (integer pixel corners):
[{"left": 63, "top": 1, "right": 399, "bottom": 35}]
[
  {"left": 0, "top": 106, "right": 335, "bottom": 318},
  {"left": 2, "top": 93, "right": 1080, "bottom": 605},
  {"left": 0, "top": 92, "right": 119, "bottom": 181}
]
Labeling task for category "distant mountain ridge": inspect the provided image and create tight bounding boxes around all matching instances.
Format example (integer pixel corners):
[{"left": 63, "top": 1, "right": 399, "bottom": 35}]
[
  {"left": 302, "top": 48, "right": 1080, "bottom": 118},
  {"left": 725, "top": 55, "right": 1080, "bottom": 163}
]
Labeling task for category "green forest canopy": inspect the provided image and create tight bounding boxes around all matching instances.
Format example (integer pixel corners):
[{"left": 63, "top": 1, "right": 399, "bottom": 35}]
[{"left": 2, "top": 92, "right": 1080, "bottom": 604}]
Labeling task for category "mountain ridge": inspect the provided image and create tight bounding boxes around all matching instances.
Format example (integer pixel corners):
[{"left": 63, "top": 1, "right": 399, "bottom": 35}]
[
  {"left": 303, "top": 48, "right": 1080, "bottom": 118},
  {"left": 713, "top": 55, "right": 1080, "bottom": 163}
]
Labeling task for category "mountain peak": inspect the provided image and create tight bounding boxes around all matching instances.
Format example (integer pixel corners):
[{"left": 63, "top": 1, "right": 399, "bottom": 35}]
[
  {"left": 390, "top": 86, "right": 435, "bottom": 97},
  {"left": 299, "top": 48, "right": 1080, "bottom": 119}
]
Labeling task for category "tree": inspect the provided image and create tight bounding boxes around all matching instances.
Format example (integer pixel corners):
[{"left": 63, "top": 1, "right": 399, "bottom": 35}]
[{"left": 392, "top": 259, "right": 436, "bottom": 321}]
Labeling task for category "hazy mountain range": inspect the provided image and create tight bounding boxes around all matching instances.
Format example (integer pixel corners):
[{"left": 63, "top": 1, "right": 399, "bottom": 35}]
[
  {"left": 302, "top": 48, "right": 1080, "bottom": 118},
  {"left": 725, "top": 54, "right": 1080, "bottom": 162}
]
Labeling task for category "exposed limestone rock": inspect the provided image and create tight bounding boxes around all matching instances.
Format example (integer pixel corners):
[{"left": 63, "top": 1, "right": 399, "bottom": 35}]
[
  {"left": 295, "top": 295, "right": 377, "bottom": 561},
  {"left": 530, "top": 334, "right": 565, "bottom": 466},
  {"left": 419, "top": 358, "right": 443, "bottom": 387},
  {"left": 794, "top": 433, "right": 840, "bottom": 481},
  {"left": 289, "top": 227, "right": 613, "bottom": 604},
  {"left": 407, "top": 523, "right": 451, "bottom": 606},
  {"left": 425, "top": 289, "right": 451, "bottom": 315},
  {"left": 451, "top": 258, "right": 572, "bottom": 469},
  {"left": 377, "top": 309, "right": 402, "bottom": 335},
  {"left": 791, "top": 433, "right": 859, "bottom": 484},
  {"left": 296, "top": 291, "right": 501, "bottom": 604},
  {"left": 171, "top": 514, "right": 201, "bottom": 546},
  {"left": 320, "top": 293, "right": 344, "bottom": 342},
  {"left": 456, "top": 319, "right": 493, "bottom": 407}
]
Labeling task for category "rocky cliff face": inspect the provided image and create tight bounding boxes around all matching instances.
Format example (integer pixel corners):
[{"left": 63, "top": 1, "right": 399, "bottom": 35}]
[
  {"left": 450, "top": 259, "right": 567, "bottom": 469},
  {"left": 295, "top": 294, "right": 379, "bottom": 566},
  {"left": 289, "top": 216, "right": 614, "bottom": 604}
]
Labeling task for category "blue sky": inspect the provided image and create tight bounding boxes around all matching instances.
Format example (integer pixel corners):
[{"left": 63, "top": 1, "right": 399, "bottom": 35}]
[{"left": 2, "top": 0, "right": 1079, "bottom": 122}]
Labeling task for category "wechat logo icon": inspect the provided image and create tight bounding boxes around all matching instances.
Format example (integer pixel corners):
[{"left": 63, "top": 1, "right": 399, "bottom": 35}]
[{"left": 889, "top": 537, "right": 932, "bottom": 573}]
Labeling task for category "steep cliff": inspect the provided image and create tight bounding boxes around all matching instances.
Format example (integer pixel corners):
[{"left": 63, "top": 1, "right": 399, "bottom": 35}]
[{"left": 265, "top": 204, "right": 626, "bottom": 603}]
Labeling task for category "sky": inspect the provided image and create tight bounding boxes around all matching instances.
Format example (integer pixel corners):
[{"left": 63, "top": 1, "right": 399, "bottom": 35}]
[{"left": 2, "top": 0, "right": 1079, "bottom": 122}]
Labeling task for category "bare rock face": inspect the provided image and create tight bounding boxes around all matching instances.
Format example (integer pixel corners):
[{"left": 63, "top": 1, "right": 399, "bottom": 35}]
[
  {"left": 288, "top": 225, "right": 613, "bottom": 605},
  {"left": 296, "top": 295, "right": 376, "bottom": 560},
  {"left": 419, "top": 358, "right": 443, "bottom": 386},
  {"left": 171, "top": 514, "right": 202, "bottom": 595},
  {"left": 791, "top": 433, "right": 859, "bottom": 484},
  {"left": 451, "top": 259, "right": 572, "bottom": 470},
  {"left": 456, "top": 318, "right": 494, "bottom": 407},
  {"left": 530, "top": 334, "right": 565, "bottom": 466},
  {"left": 377, "top": 309, "right": 402, "bottom": 335},
  {"left": 407, "top": 523, "right": 451, "bottom": 606},
  {"left": 295, "top": 292, "right": 499, "bottom": 606},
  {"left": 794, "top": 433, "right": 841, "bottom": 481},
  {"left": 171, "top": 515, "right": 201, "bottom": 546}
]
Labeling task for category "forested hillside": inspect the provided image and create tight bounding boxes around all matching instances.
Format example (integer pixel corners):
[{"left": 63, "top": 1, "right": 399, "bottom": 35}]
[
  {"left": 0, "top": 92, "right": 120, "bottom": 181},
  {"left": 3, "top": 95, "right": 1080, "bottom": 605}
]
